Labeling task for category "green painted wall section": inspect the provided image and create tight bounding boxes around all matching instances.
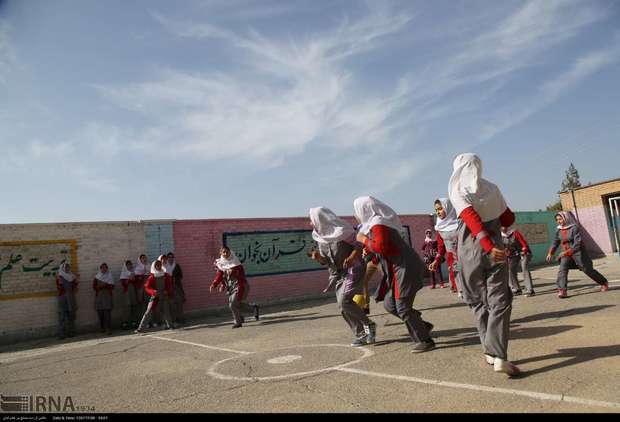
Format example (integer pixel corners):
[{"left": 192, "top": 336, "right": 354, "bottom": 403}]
[{"left": 514, "top": 211, "right": 558, "bottom": 266}]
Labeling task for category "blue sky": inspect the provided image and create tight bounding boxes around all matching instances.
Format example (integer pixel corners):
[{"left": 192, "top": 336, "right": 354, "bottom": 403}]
[{"left": 1, "top": 0, "right": 619, "bottom": 223}]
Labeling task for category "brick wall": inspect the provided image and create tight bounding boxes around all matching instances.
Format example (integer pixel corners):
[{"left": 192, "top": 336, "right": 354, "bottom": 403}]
[
  {"left": 559, "top": 178, "right": 620, "bottom": 255},
  {"left": 0, "top": 222, "right": 145, "bottom": 344},
  {"left": 173, "top": 214, "right": 434, "bottom": 313}
]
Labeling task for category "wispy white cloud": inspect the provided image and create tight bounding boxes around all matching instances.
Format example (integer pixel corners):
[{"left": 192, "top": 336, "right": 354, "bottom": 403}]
[
  {"left": 94, "top": 0, "right": 616, "bottom": 196},
  {"left": 98, "top": 4, "right": 414, "bottom": 167}
]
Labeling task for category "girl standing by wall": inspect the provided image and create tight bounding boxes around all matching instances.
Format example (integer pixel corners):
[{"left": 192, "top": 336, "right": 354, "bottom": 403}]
[{"left": 93, "top": 263, "right": 115, "bottom": 335}]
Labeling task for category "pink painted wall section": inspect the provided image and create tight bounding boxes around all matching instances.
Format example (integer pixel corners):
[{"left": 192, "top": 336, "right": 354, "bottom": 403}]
[
  {"left": 575, "top": 205, "right": 613, "bottom": 255},
  {"left": 173, "top": 215, "right": 434, "bottom": 313}
]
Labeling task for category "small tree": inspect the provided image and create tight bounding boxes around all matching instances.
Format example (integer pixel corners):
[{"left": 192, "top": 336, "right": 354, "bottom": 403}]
[
  {"left": 560, "top": 163, "right": 581, "bottom": 192},
  {"left": 546, "top": 200, "right": 562, "bottom": 211}
]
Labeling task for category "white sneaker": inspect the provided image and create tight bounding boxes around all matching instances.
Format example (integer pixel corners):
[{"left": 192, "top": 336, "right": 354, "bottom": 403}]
[
  {"left": 457, "top": 292, "right": 463, "bottom": 299},
  {"left": 493, "top": 358, "right": 521, "bottom": 377},
  {"left": 484, "top": 354, "right": 495, "bottom": 365}
]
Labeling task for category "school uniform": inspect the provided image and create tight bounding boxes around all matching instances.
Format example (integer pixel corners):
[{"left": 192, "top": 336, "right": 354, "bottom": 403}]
[
  {"left": 166, "top": 262, "right": 186, "bottom": 324},
  {"left": 56, "top": 265, "right": 78, "bottom": 338},
  {"left": 433, "top": 198, "right": 462, "bottom": 293},
  {"left": 354, "top": 196, "right": 433, "bottom": 349},
  {"left": 137, "top": 269, "right": 175, "bottom": 330},
  {"left": 133, "top": 259, "right": 149, "bottom": 315},
  {"left": 310, "top": 207, "right": 375, "bottom": 344},
  {"left": 422, "top": 235, "right": 444, "bottom": 288},
  {"left": 449, "top": 154, "right": 516, "bottom": 368},
  {"left": 549, "top": 213, "right": 608, "bottom": 291},
  {"left": 211, "top": 255, "right": 256, "bottom": 326},
  {"left": 119, "top": 263, "right": 141, "bottom": 327},
  {"left": 92, "top": 270, "right": 115, "bottom": 334},
  {"left": 501, "top": 230, "right": 534, "bottom": 294}
]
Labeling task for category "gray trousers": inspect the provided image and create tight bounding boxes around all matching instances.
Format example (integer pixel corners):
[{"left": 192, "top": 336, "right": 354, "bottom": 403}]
[
  {"left": 461, "top": 256, "right": 512, "bottom": 360},
  {"left": 508, "top": 254, "right": 535, "bottom": 292},
  {"left": 557, "top": 254, "right": 608, "bottom": 289},
  {"left": 173, "top": 292, "right": 185, "bottom": 323},
  {"left": 458, "top": 219, "right": 513, "bottom": 360},
  {"left": 336, "top": 281, "right": 374, "bottom": 339},
  {"left": 58, "top": 310, "right": 76, "bottom": 337},
  {"left": 97, "top": 310, "right": 112, "bottom": 332},
  {"left": 138, "top": 298, "right": 173, "bottom": 330},
  {"left": 384, "top": 290, "right": 431, "bottom": 343},
  {"left": 229, "top": 286, "right": 254, "bottom": 325}
]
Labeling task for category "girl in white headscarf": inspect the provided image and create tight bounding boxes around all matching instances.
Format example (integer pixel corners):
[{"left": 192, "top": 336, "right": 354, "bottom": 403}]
[
  {"left": 119, "top": 260, "right": 139, "bottom": 329},
  {"left": 448, "top": 153, "right": 519, "bottom": 376},
  {"left": 428, "top": 198, "right": 462, "bottom": 296},
  {"left": 353, "top": 196, "right": 435, "bottom": 353},
  {"left": 92, "top": 263, "right": 115, "bottom": 335},
  {"left": 56, "top": 262, "right": 79, "bottom": 339},
  {"left": 210, "top": 246, "right": 259, "bottom": 328},
  {"left": 546, "top": 211, "right": 609, "bottom": 297},
  {"left": 308, "top": 207, "right": 377, "bottom": 347},
  {"left": 133, "top": 254, "right": 149, "bottom": 317}
]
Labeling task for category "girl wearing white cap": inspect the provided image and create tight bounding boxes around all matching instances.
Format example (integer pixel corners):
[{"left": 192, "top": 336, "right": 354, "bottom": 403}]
[
  {"left": 353, "top": 196, "right": 435, "bottom": 353},
  {"left": 448, "top": 153, "right": 519, "bottom": 376},
  {"left": 546, "top": 211, "right": 609, "bottom": 298},
  {"left": 309, "top": 206, "right": 377, "bottom": 347}
]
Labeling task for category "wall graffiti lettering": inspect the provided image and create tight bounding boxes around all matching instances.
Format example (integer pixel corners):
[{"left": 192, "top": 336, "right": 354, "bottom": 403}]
[{"left": 0, "top": 240, "right": 78, "bottom": 301}]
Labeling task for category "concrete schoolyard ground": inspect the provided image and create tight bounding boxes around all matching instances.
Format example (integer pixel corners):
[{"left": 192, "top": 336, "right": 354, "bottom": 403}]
[{"left": 1, "top": 257, "right": 619, "bottom": 413}]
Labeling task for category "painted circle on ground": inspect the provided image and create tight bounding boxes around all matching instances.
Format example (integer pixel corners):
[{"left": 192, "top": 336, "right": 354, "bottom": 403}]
[
  {"left": 208, "top": 344, "right": 374, "bottom": 381},
  {"left": 267, "top": 355, "right": 302, "bottom": 364}
]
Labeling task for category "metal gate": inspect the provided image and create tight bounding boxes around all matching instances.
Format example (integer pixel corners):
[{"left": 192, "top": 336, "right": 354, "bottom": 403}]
[{"left": 607, "top": 196, "right": 620, "bottom": 260}]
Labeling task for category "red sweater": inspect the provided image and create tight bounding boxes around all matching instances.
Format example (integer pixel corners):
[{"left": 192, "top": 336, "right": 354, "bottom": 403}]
[
  {"left": 211, "top": 265, "right": 247, "bottom": 290},
  {"left": 459, "top": 206, "right": 515, "bottom": 254},
  {"left": 513, "top": 230, "right": 531, "bottom": 254},
  {"left": 144, "top": 273, "right": 174, "bottom": 298},
  {"left": 363, "top": 225, "right": 400, "bottom": 257}
]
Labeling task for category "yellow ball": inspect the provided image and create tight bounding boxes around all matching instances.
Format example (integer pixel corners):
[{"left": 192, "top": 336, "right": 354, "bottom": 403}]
[{"left": 353, "top": 294, "right": 366, "bottom": 308}]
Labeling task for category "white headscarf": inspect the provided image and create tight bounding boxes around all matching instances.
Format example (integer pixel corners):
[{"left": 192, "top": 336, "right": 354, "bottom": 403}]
[
  {"left": 309, "top": 207, "right": 355, "bottom": 244},
  {"left": 434, "top": 197, "right": 460, "bottom": 233},
  {"left": 95, "top": 266, "right": 114, "bottom": 285},
  {"left": 119, "top": 262, "right": 134, "bottom": 280},
  {"left": 448, "top": 153, "right": 507, "bottom": 223},
  {"left": 134, "top": 256, "right": 148, "bottom": 276},
  {"left": 556, "top": 211, "right": 577, "bottom": 229},
  {"left": 424, "top": 229, "right": 433, "bottom": 243},
  {"left": 353, "top": 196, "right": 403, "bottom": 235},
  {"left": 215, "top": 249, "right": 242, "bottom": 271},
  {"left": 57, "top": 262, "right": 75, "bottom": 282},
  {"left": 150, "top": 260, "right": 166, "bottom": 277}
]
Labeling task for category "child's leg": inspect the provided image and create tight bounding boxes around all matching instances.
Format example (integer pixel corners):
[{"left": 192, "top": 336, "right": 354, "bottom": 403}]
[{"left": 483, "top": 262, "right": 512, "bottom": 360}]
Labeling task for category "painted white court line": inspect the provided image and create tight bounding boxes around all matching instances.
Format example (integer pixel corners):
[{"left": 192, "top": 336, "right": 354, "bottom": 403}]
[
  {"left": 146, "top": 335, "right": 252, "bottom": 355},
  {"left": 336, "top": 367, "right": 620, "bottom": 410},
  {"left": 207, "top": 344, "right": 374, "bottom": 381}
]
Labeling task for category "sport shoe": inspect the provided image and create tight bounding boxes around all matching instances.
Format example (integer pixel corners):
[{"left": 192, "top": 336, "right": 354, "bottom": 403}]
[
  {"left": 484, "top": 354, "right": 495, "bottom": 365},
  {"left": 558, "top": 288, "right": 568, "bottom": 298},
  {"left": 440, "top": 283, "right": 446, "bottom": 289},
  {"left": 429, "top": 284, "right": 436, "bottom": 289},
  {"left": 457, "top": 291, "right": 464, "bottom": 299},
  {"left": 365, "top": 323, "right": 377, "bottom": 344},
  {"left": 512, "top": 289, "right": 522, "bottom": 296},
  {"left": 411, "top": 339, "right": 436, "bottom": 353},
  {"left": 424, "top": 321, "right": 434, "bottom": 334},
  {"left": 601, "top": 284, "right": 609, "bottom": 292},
  {"left": 524, "top": 290, "right": 536, "bottom": 297},
  {"left": 232, "top": 323, "right": 242, "bottom": 329},
  {"left": 254, "top": 304, "right": 260, "bottom": 321},
  {"left": 493, "top": 358, "right": 521, "bottom": 377},
  {"left": 351, "top": 337, "right": 368, "bottom": 347},
  {"left": 134, "top": 329, "right": 143, "bottom": 334}
]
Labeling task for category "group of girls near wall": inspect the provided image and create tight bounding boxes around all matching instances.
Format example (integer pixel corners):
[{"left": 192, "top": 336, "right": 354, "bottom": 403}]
[{"left": 55, "top": 252, "right": 187, "bottom": 338}]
